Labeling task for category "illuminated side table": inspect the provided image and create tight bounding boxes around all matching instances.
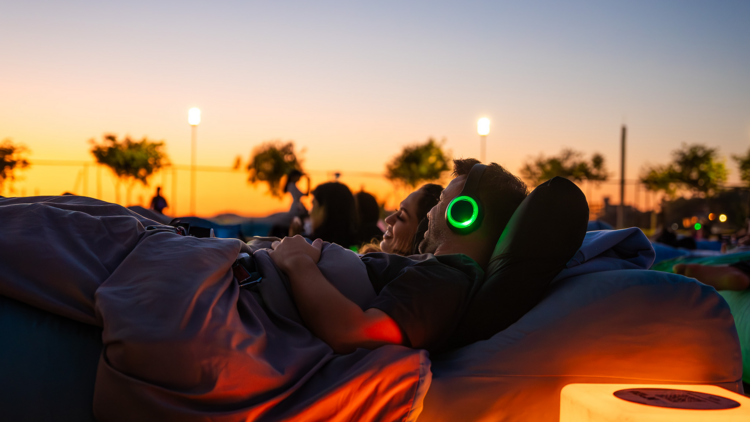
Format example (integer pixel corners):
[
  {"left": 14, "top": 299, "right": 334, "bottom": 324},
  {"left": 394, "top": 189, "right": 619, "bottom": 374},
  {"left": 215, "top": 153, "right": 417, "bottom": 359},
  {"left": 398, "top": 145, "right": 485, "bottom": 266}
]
[{"left": 560, "top": 384, "right": 750, "bottom": 422}]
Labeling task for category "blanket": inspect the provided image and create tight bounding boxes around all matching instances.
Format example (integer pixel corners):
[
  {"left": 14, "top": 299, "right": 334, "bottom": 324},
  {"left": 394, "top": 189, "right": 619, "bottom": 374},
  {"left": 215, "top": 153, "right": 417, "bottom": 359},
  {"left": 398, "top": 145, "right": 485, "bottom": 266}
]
[{"left": 0, "top": 196, "right": 430, "bottom": 421}]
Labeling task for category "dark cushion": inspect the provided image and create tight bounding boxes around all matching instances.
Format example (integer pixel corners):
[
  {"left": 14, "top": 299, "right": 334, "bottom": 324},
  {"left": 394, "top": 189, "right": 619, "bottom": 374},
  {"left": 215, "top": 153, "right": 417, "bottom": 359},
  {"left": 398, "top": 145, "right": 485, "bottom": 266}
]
[
  {"left": 452, "top": 177, "right": 589, "bottom": 346},
  {"left": 0, "top": 295, "right": 102, "bottom": 422}
]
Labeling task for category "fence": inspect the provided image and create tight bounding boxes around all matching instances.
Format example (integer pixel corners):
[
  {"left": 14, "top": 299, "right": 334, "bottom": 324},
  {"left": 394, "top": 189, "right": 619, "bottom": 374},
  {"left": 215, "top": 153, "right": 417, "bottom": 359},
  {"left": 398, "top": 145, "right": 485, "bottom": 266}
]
[{"left": 6, "top": 159, "right": 682, "bottom": 219}]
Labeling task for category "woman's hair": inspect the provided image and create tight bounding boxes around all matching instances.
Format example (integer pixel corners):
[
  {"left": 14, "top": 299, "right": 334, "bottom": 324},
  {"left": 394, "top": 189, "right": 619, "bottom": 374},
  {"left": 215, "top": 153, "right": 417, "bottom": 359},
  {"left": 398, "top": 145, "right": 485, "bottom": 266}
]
[
  {"left": 283, "top": 169, "right": 304, "bottom": 194},
  {"left": 311, "top": 182, "right": 357, "bottom": 247},
  {"left": 410, "top": 183, "right": 443, "bottom": 254}
]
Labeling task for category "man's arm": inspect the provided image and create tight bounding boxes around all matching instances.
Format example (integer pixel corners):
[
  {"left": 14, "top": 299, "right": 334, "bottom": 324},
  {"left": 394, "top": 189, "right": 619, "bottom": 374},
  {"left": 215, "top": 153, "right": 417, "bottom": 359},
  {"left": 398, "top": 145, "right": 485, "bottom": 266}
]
[{"left": 269, "top": 236, "right": 404, "bottom": 354}]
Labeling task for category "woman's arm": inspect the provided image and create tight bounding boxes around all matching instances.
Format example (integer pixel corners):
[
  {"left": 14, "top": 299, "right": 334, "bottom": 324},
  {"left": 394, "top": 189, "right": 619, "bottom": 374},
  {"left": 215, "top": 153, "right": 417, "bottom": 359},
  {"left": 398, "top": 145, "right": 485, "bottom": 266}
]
[{"left": 270, "top": 236, "right": 403, "bottom": 353}]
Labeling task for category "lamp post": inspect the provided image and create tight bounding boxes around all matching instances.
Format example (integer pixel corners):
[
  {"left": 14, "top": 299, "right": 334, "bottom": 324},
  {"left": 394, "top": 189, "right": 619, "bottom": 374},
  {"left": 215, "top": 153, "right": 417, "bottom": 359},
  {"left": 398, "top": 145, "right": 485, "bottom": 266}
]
[
  {"left": 477, "top": 118, "right": 490, "bottom": 163},
  {"left": 188, "top": 107, "right": 201, "bottom": 216}
]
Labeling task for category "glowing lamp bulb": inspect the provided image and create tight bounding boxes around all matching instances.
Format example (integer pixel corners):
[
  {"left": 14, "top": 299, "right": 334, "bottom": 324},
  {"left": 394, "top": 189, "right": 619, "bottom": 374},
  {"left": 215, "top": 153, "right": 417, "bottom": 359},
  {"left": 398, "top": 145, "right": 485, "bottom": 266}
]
[
  {"left": 560, "top": 384, "right": 750, "bottom": 422},
  {"left": 477, "top": 118, "right": 490, "bottom": 136},
  {"left": 188, "top": 108, "right": 201, "bottom": 126},
  {"left": 719, "top": 214, "right": 728, "bottom": 223}
]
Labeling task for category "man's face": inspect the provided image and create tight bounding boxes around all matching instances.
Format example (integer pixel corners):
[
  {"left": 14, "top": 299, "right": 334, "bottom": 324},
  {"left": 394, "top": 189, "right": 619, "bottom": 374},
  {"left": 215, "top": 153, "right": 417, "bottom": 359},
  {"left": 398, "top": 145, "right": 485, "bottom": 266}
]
[{"left": 418, "top": 175, "right": 466, "bottom": 254}]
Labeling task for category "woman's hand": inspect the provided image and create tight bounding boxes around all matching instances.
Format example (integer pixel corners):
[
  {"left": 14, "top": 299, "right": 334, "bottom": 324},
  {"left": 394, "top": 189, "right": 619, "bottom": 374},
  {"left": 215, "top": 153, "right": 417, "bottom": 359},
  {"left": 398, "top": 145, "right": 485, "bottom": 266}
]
[{"left": 269, "top": 235, "right": 323, "bottom": 274}]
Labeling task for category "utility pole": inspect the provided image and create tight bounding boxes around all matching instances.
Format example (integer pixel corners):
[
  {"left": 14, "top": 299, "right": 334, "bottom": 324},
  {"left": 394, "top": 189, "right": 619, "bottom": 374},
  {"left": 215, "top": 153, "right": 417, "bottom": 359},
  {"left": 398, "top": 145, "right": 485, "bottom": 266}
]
[{"left": 617, "top": 125, "right": 626, "bottom": 228}]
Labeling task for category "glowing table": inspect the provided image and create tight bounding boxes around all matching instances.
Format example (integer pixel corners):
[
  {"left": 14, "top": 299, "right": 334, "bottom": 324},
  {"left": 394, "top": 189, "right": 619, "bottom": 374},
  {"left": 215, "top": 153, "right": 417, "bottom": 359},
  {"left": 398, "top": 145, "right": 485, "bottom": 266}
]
[{"left": 560, "top": 384, "right": 750, "bottom": 422}]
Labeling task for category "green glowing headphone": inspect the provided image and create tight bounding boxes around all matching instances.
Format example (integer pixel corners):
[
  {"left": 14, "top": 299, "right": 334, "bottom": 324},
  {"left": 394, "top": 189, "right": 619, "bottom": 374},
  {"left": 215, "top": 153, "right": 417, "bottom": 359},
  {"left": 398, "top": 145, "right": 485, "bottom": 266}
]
[{"left": 446, "top": 163, "right": 486, "bottom": 234}]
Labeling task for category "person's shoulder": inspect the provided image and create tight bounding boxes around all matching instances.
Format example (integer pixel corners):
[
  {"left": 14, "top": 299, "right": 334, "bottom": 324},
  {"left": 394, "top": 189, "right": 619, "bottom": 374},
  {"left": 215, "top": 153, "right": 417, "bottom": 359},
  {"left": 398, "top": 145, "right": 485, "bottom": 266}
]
[{"left": 417, "top": 253, "right": 484, "bottom": 280}]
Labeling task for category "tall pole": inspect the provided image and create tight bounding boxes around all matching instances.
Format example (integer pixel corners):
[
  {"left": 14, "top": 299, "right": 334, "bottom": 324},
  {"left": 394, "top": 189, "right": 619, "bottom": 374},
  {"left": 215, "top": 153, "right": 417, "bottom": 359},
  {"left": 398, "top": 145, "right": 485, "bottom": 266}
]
[
  {"left": 617, "top": 125, "right": 627, "bottom": 228},
  {"left": 172, "top": 167, "right": 178, "bottom": 217},
  {"left": 83, "top": 163, "right": 88, "bottom": 197},
  {"left": 190, "top": 124, "right": 197, "bottom": 216},
  {"left": 97, "top": 165, "right": 102, "bottom": 199},
  {"left": 477, "top": 118, "right": 490, "bottom": 163}
]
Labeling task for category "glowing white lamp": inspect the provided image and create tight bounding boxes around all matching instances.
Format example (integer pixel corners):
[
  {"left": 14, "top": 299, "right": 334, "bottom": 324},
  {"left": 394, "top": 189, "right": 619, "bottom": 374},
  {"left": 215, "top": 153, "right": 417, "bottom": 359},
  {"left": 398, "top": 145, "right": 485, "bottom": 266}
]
[
  {"left": 560, "top": 384, "right": 750, "bottom": 422},
  {"left": 477, "top": 118, "right": 490, "bottom": 136},
  {"left": 188, "top": 107, "right": 201, "bottom": 126}
]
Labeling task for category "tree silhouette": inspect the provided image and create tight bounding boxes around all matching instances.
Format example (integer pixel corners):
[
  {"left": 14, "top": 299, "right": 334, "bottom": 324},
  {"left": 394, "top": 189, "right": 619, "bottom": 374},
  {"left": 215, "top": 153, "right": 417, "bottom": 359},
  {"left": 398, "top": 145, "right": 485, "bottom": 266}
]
[
  {"left": 90, "top": 134, "right": 169, "bottom": 205},
  {"left": 385, "top": 138, "right": 451, "bottom": 188},
  {"left": 520, "top": 148, "right": 608, "bottom": 187},
  {"left": 0, "top": 138, "right": 31, "bottom": 194},
  {"left": 246, "top": 140, "right": 304, "bottom": 198},
  {"left": 640, "top": 144, "right": 728, "bottom": 197},
  {"left": 733, "top": 148, "right": 750, "bottom": 188}
]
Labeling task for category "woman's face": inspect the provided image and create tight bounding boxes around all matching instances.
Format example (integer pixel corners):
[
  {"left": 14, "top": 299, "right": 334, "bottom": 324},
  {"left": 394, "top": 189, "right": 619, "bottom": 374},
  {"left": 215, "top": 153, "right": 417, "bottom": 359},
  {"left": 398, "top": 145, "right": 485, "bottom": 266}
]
[{"left": 380, "top": 189, "right": 423, "bottom": 255}]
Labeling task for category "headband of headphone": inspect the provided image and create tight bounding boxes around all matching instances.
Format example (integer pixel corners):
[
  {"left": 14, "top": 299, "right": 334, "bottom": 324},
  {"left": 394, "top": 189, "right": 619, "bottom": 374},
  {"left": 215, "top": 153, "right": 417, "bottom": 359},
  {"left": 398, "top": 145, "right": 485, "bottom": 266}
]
[{"left": 446, "top": 163, "right": 486, "bottom": 234}]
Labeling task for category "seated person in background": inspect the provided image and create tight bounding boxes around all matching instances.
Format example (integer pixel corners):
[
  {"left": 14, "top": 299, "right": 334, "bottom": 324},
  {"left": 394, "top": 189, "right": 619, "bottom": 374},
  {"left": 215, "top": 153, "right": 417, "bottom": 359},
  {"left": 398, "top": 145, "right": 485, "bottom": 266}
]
[
  {"left": 291, "top": 181, "right": 358, "bottom": 248},
  {"left": 270, "top": 159, "right": 555, "bottom": 354},
  {"left": 359, "top": 183, "right": 442, "bottom": 255},
  {"left": 674, "top": 261, "right": 750, "bottom": 291},
  {"left": 353, "top": 191, "right": 384, "bottom": 247},
  {"left": 150, "top": 187, "right": 168, "bottom": 214}
]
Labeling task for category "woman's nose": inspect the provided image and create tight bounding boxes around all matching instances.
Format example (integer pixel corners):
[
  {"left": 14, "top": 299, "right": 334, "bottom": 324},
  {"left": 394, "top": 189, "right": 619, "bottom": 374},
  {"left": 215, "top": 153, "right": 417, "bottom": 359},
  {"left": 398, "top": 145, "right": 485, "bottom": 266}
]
[{"left": 384, "top": 212, "right": 397, "bottom": 225}]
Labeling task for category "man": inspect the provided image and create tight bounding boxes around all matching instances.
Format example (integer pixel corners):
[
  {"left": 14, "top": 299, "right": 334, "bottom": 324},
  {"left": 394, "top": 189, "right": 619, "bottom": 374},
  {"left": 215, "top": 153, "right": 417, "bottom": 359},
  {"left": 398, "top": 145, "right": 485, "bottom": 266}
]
[{"left": 269, "top": 158, "right": 528, "bottom": 354}]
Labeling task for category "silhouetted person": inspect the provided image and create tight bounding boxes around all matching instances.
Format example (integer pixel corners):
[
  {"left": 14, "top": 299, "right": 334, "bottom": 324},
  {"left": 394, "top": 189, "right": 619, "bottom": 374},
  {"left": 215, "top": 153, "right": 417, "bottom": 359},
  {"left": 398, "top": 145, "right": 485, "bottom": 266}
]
[
  {"left": 354, "top": 191, "right": 384, "bottom": 246},
  {"left": 309, "top": 182, "right": 357, "bottom": 248},
  {"left": 150, "top": 187, "right": 168, "bottom": 214},
  {"left": 285, "top": 170, "right": 309, "bottom": 217}
]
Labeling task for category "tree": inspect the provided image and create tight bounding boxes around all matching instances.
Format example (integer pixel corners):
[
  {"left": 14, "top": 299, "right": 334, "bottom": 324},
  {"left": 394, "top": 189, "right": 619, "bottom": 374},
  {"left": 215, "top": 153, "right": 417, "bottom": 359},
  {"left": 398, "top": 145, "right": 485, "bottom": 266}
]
[
  {"left": 640, "top": 144, "right": 728, "bottom": 197},
  {"left": 385, "top": 138, "right": 451, "bottom": 188},
  {"left": 520, "top": 148, "right": 608, "bottom": 187},
  {"left": 246, "top": 140, "right": 304, "bottom": 198},
  {"left": 0, "top": 138, "right": 31, "bottom": 194},
  {"left": 733, "top": 148, "right": 750, "bottom": 187},
  {"left": 90, "top": 134, "right": 169, "bottom": 205}
]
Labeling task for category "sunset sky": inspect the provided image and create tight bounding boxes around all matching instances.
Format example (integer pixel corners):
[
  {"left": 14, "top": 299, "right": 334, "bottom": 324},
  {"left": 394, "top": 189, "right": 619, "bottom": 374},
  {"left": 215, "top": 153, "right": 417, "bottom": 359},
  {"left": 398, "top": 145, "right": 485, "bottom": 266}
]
[{"left": 1, "top": 1, "right": 749, "bottom": 216}]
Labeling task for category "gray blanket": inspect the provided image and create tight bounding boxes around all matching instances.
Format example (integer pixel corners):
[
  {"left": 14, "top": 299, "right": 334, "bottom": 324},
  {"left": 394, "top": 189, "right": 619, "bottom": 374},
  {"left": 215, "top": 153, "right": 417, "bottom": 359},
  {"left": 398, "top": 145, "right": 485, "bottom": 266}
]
[{"left": 0, "top": 196, "right": 431, "bottom": 421}]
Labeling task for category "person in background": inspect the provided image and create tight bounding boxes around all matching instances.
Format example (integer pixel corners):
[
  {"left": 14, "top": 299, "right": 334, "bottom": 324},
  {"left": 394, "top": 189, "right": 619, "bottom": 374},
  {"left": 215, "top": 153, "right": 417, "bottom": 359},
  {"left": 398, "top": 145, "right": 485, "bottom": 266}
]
[
  {"left": 285, "top": 170, "right": 309, "bottom": 217},
  {"left": 354, "top": 191, "right": 384, "bottom": 247},
  {"left": 298, "top": 182, "right": 357, "bottom": 248},
  {"left": 360, "top": 183, "right": 442, "bottom": 255},
  {"left": 674, "top": 261, "right": 750, "bottom": 291},
  {"left": 150, "top": 187, "right": 168, "bottom": 214}
]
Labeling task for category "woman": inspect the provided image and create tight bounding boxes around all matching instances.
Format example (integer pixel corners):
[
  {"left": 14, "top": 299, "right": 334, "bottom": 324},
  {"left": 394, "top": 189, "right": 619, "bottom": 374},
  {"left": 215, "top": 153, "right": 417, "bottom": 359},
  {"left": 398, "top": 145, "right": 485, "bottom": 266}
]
[
  {"left": 306, "top": 182, "right": 358, "bottom": 248},
  {"left": 360, "top": 184, "right": 442, "bottom": 255}
]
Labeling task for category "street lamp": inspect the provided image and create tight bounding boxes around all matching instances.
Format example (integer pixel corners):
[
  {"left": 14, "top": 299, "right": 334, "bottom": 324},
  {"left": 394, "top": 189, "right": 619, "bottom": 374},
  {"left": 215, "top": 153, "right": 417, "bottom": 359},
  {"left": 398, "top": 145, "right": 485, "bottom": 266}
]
[
  {"left": 188, "top": 107, "right": 201, "bottom": 215},
  {"left": 477, "top": 118, "right": 490, "bottom": 162}
]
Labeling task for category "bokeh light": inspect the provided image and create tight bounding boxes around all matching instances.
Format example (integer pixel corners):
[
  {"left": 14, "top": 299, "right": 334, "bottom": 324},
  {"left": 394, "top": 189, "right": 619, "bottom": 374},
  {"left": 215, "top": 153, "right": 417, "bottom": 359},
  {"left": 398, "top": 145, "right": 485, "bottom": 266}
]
[
  {"left": 477, "top": 118, "right": 490, "bottom": 136},
  {"left": 188, "top": 108, "right": 201, "bottom": 126},
  {"left": 719, "top": 214, "right": 728, "bottom": 223}
]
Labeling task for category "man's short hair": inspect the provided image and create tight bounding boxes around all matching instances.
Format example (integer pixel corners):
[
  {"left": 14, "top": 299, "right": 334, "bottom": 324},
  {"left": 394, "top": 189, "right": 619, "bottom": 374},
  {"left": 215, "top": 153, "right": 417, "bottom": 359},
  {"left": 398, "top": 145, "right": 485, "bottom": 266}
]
[{"left": 452, "top": 158, "right": 528, "bottom": 241}]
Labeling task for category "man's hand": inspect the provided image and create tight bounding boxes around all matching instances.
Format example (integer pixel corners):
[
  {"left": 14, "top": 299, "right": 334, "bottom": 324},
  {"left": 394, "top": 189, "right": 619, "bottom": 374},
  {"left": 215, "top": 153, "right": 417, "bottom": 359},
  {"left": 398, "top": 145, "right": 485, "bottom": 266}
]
[{"left": 269, "top": 235, "right": 323, "bottom": 274}]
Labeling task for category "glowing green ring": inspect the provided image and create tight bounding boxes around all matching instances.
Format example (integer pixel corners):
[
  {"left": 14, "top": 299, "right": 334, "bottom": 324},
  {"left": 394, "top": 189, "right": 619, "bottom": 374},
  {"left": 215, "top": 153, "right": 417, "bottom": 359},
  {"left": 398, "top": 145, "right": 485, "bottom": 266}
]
[{"left": 447, "top": 196, "right": 479, "bottom": 228}]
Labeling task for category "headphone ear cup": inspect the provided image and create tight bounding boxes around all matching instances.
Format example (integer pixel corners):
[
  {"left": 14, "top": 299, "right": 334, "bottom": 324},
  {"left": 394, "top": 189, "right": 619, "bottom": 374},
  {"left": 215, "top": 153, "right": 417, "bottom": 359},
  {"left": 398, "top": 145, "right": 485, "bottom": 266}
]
[{"left": 446, "top": 195, "right": 482, "bottom": 234}]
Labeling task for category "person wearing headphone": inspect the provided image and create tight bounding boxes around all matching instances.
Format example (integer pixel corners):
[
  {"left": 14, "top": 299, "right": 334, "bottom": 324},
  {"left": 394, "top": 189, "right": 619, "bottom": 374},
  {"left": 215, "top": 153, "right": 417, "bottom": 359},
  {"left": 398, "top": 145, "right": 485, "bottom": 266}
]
[{"left": 270, "top": 158, "right": 538, "bottom": 354}]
